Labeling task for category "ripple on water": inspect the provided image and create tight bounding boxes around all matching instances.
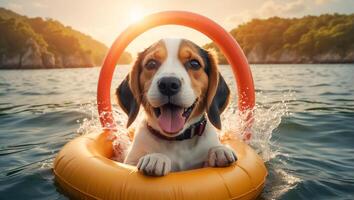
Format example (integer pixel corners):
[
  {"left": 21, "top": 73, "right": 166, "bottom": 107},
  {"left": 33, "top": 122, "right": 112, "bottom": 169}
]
[{"left": 0, "top": 65, "right": 354, "bottom": 200}]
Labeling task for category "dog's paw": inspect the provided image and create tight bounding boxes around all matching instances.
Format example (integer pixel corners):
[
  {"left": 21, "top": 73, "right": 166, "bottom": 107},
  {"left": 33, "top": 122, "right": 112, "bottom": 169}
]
[
  {"left": 137, "top": 153, "right": 171, "bottom": 176},
  {"left": 208, "top": 146, "right": 237, "bottom": 167}
]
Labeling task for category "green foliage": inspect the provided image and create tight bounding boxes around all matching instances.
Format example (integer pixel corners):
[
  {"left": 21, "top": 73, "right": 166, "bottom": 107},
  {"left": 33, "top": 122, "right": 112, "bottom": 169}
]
[
  {"left": 28, "top": 18, "right": 85, "bottom": 56},
  {"left": 28, "top": 17, "right": 110, "bottom": 64},
  {"left": 0, "top": 17, "right": 47, "bottom": 55},
  {"left": 0, "top": 7, "right": 132, "bottom": 65},
  {"left": 204, "top": 14, "right": 354, "bottom": 63}
]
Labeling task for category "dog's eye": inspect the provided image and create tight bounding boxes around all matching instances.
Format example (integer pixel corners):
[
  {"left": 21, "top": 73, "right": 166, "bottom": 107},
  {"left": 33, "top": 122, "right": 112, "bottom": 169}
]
[
  {"left": 145, "top": 59, "right": 159, "bottom": 70},
  {"left": 186, "top": 59, "right": 201, "bottom": 70}
]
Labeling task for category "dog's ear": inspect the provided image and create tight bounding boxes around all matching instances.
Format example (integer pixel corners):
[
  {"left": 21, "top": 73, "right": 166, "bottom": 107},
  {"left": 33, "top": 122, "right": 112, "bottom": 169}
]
[
  {"left": 205, "top": 50, "right": 230, "bottom": 129},
  {"left": 116, "top": 53, "right": 143, "bottom": 127}
]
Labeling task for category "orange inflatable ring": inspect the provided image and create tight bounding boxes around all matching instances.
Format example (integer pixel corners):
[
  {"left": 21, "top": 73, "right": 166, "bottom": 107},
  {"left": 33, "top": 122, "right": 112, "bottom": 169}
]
[{"left": 53, "top": 11, "right": 267, "bottom": 200}]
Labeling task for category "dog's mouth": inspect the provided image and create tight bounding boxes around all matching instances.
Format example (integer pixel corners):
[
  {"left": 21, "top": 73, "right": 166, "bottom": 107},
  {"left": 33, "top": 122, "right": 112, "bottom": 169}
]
[{"left": 153, "top": 100, "right": 197, "bottom": 135}]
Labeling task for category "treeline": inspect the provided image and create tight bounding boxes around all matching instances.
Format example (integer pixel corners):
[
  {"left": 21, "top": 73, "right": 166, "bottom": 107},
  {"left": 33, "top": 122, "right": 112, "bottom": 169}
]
[
  {"left": 205, "top": 14, "right": 354, "bottom": 64},
  {"left": 0, "top": 7, "right": 132, "bottom": 69}
]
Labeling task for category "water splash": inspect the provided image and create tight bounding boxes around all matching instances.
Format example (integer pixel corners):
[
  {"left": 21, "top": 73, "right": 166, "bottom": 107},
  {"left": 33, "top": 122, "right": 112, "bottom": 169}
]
[
  {"left": 76, "top": 91, "right": 299, "bottom": 199},
  {"left": 220, "top": 90, "right": 300, "bottom": 199},
  {"left": 76, "top": 102, "right": 103, "bottom": 135},
  {"left": 76, "top": 101, "right": 135, "bottom": 162},
  {"left": 221, "top": 91, "right": 295, "bottom": 159}
]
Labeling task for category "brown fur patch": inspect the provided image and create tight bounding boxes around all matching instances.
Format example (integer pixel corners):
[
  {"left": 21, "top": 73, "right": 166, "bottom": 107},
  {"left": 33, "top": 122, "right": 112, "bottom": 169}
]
[
  {"left": 178, "top": 40, "right": 210, "bottom": 120},
  {"left": 131, "top": 40, "right": 168, "bottom": 118},
  {"left": 205, "top": 50, "right": 220, "bottom": 110}
]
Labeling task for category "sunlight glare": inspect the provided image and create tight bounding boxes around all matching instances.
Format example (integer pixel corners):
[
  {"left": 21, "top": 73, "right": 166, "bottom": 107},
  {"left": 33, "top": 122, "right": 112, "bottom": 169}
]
[{"left": 129, "top": 6, "right": 144, "bottom": 23}]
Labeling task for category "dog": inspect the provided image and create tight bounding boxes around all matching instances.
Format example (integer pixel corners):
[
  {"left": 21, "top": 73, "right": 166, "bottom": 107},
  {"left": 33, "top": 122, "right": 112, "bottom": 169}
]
[{"left": 116, "top": 38, "right": 237, "bottom": 176}]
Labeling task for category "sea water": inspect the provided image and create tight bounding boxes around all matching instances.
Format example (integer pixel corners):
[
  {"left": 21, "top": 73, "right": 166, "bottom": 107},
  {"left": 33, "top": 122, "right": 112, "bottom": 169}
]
[{"left": 0, "top": 64, "right": 353, "bottom": 199}]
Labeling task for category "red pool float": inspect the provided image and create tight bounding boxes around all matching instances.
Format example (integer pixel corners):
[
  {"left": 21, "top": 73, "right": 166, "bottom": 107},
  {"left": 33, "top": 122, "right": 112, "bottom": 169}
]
[{"left": 97, "top": 11, "right": 255, "bottom": 133}]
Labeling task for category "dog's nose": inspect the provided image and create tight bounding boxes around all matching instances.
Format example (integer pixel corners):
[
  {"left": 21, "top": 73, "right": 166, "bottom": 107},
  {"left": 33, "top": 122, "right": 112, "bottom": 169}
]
[{"left": 158, "top": 77, "right": 181, "bottom": 96}]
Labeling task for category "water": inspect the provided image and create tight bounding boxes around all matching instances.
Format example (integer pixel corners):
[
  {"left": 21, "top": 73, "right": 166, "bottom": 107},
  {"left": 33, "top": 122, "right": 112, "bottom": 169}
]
[{"left": 0, "top": 64, "right": 353, "bottom": 199}]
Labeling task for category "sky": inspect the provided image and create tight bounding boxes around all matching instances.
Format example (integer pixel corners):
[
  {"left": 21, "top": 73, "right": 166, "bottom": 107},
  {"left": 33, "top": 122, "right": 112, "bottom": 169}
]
[{"left": 1, "top": 0, "right": 353, "bottom": 54}]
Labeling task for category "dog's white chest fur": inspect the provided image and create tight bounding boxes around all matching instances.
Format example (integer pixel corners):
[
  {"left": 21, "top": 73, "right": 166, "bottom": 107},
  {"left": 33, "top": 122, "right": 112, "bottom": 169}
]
[{"left": 124, "top": 120, "right": 221, "bottom": 171}]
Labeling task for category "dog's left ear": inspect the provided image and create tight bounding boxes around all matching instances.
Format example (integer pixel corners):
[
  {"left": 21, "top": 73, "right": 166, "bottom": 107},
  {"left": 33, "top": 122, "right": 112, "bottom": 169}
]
[
  {"left": 205, "top": 50, "right": 230, "bottom": 129},
  {"left": 116, "top": 53, "right": 143, "bottom": 127}
]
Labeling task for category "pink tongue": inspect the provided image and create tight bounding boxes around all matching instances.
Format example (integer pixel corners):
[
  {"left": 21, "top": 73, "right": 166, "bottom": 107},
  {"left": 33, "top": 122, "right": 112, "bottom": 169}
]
[{"left": 157, "top": 105, "right": 185, "bottom": 134}]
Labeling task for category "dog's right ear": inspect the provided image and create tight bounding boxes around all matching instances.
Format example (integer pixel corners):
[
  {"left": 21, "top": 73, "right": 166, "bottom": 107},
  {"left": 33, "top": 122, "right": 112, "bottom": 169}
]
[{"left": 116, "top": 53, "right": 143, "bottom": 127}]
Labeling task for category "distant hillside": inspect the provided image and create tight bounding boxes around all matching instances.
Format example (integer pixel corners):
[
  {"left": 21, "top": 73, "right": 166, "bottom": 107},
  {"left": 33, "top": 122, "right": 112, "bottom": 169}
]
[
  {"left": 205, "top": 14, "right": 354, "bottom": 64},
  {"left": 0, "top": 7, "right": 132, "bottom": 69}
]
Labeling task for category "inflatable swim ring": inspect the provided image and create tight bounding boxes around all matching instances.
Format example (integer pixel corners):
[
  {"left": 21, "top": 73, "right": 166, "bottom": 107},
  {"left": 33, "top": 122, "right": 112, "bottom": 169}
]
[{"left": 53, "top": 11, "right": 267, "bottom": 200}]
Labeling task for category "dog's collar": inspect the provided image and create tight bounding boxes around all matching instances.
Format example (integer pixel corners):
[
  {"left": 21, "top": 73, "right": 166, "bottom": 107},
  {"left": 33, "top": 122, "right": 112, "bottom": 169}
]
[{"left": 146, "top": 116, "right": 207, "bottom": 141}]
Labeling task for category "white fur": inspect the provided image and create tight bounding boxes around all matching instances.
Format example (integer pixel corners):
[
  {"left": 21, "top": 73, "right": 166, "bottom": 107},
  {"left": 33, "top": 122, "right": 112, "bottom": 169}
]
[
  {"left": 146, "top": 38, "right": 199, "bottom": 137},
  {"left": 125, "top": 121, "right": 220, "bottom": 169},
  {"left": 147, "top": 38, "right": 196, "bottom": 109},
  {"left": 123, "top": 38, "right": 236, "bottom": 176}
]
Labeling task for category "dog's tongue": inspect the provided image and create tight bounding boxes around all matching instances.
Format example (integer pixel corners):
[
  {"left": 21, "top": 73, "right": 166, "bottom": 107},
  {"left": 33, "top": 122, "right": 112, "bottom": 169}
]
[{"left": 157, "top": 104, "right": 185, "bottom": 134}]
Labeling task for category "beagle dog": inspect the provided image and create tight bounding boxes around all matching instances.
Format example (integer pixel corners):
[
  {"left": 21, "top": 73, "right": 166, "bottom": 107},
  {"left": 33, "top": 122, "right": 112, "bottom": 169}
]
[{"left": 116, "top": 38, "right": 237, "bottom": 176}]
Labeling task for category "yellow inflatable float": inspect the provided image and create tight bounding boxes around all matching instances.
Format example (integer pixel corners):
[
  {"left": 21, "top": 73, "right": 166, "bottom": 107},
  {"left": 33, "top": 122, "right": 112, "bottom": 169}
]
[
  {"left": 53, "top": 11, "right": 267, "bottom": 200},
  {"left": 54, "top": 131, "right": 266, "bottom": 200}
]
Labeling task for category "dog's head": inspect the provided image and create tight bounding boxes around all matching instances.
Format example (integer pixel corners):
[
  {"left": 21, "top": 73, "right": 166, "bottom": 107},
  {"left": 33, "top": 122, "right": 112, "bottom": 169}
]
[{"left": 116, "top": 38, "right": 230, "bottom": 137}]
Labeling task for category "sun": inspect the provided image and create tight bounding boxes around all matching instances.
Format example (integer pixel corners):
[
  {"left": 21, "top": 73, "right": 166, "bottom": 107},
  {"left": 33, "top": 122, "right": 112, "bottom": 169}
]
[{"left": 129, "top": 6, "right": 144, "bottom": 23}]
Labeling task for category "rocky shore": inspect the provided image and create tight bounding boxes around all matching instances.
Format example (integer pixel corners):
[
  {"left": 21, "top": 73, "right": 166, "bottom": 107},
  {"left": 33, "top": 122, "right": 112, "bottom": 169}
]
[
  {"left": 0, "top": 39, "right": 95, "bottom": 69},
  {"left": 246, "top": 46, "right": 354, "bottom": 64}
]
